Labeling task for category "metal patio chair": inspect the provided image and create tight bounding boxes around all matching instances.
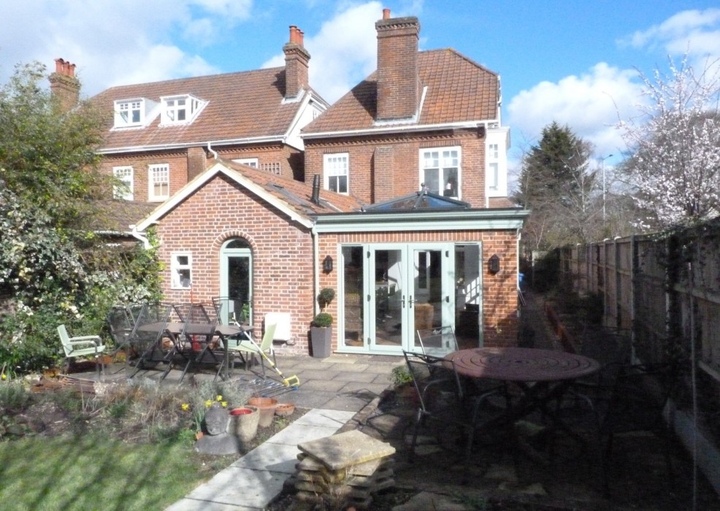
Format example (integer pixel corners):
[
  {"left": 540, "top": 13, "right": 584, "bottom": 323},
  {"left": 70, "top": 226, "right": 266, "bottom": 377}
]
[
  {"left": 57, "top": 324, "right": 106, "bottom": 378},
  {"left": 127, "top": 303, "right": 173, "bottom": 378},
  {"left": 415, "top": 325, "right": 460, "bottom": 354},
  {"left": 402, "top": 350, "right": 504, "bottom": 471}
]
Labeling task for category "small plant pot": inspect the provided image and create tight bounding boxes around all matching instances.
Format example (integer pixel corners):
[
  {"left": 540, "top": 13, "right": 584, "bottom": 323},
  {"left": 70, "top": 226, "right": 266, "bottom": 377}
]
[
  {"left": 247, "top": 397, "right": 278, "bottom": 427},
  {"left": 275, "top": 403, "right": 295, "bottom": 417},
  {"left": 229, "top": 406, "right": 259, "bottom": 442}
]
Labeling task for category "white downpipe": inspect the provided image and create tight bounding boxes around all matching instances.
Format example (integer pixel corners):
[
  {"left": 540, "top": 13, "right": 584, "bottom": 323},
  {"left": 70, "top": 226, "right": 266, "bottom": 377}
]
[
  {"left": 311, "top": 226, "right": 320, "bottom": 317},
  {"left": 207, "top": 141, "right": 218, "bottom": 160},
  {"left": 129, "top": 225, "right": 151, "bottom": 249}
]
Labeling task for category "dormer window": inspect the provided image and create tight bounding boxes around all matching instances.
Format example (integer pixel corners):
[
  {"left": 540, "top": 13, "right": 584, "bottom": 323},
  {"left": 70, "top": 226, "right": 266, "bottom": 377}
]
[
  {"left": 160, "top": 94, "right": 206, "bottom": 125},
  {"left": 113, "top": 98, "right": 156, "bottom": 128}
]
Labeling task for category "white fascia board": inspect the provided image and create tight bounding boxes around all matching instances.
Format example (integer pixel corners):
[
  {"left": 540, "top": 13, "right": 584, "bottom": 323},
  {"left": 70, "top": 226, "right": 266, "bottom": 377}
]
[
  {"left": 135, "top": 162, "right": 313, "bottom": 231},
  {"left": 301, "top": 119, "right": 499, "bottom": 140},
  {"left": 312, "top": 209, "right": 529, "bottom": 233},
  {"left": 98, "top": 135, "right": 285, "bottom": 155},
  {"left": 282, "top": 91, "right": 318, "bottom": 151}
]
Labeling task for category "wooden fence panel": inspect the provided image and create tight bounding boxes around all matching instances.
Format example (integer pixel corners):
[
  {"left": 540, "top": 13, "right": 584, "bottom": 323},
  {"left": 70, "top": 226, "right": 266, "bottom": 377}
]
[{"left": 560, "top": 230, "right": 720, "bottom": 374}]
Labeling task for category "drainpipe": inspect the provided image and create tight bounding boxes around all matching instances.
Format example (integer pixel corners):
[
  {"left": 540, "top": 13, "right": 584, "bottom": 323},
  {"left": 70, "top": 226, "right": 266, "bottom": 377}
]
[
  {"left": 129, "top": 225, "right": 151, "bottom": 249},
  {"left": 311, "top": 225, "right": 320, "bottom": 317},
  {"left": 207, "top": 141, "right": 218, "bottom": 160}
]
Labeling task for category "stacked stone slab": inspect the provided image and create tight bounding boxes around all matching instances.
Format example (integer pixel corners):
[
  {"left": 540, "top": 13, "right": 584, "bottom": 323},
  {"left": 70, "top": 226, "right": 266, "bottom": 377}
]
[{"left": 292, "top": 430, "right": 396, "bottom": 509}]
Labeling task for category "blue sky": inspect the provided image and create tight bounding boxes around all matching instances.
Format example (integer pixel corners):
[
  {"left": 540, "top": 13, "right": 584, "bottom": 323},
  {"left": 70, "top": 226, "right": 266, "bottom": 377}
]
[{"left": 2, "top": 0, "right": 719, "bottom": 182}]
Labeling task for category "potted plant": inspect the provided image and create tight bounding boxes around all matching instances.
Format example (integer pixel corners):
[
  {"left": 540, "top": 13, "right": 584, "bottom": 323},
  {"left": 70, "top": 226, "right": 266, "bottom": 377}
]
[{"left": 310, "top": 288, "right": 335, "bottom": 358}]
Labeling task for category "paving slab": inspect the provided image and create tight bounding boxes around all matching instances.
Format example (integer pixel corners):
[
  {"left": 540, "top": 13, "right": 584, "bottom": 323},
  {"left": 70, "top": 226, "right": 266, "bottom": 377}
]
[
  {"left": 320, "top": 394, "right": 377, "bottom": 411},
  {"left": 322, "top": 363, "right": 370, "bottom": 373},
  {"left": 280, "top": 391, "right": 338, "bottom": 409},
  {"left": 294, "top": 409, "right": 356, "bottom": 428},
  {"left": 264, "top": 424, "right": 339, "bottom": 446},
  {"left": 232, "top": 443, "right": 300, "bottom": 473},
  {"left": 179, "top": 466, "right": 287, "bottom": 509},
  {"left": 332, "top": 371, "right": 379, "bottom": 383},
  {"left": 293, "top": 369, "right": 340, "bottom": 381},
  {"left": 337, "top": 381, "right": 389, "bottom": 395},
  {"left": 295, "top": 379, "right": 347, "bottom": 392}
]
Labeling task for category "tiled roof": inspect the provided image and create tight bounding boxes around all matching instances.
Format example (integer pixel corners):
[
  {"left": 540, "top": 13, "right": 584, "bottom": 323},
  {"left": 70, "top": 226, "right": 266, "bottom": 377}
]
[
  {"left": 303, "top": 49, "right": 499, "bottom": 134},
  {"left": 92, "top": 68, "right": 322, "bottom": 151},
  {"left": 90, "top": 200, "right": 156, "bottom": 233},
  {"left": 218, "top": 160, "right": 365, "bottom": 216}
]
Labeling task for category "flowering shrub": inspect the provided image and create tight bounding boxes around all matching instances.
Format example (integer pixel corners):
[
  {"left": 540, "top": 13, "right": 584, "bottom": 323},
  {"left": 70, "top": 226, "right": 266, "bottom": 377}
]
[{"left": 0, "top": 186, "right": 162, "bottom": 373}]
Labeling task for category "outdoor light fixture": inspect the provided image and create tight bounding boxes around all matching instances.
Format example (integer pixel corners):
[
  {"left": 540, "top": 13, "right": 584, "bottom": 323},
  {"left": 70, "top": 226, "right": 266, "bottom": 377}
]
[
  {"left": 323, "top": 255, "right": 333, "bottom": 273},
  {"left": 488, "top": 254, "right": 500, "bottom": 274}
]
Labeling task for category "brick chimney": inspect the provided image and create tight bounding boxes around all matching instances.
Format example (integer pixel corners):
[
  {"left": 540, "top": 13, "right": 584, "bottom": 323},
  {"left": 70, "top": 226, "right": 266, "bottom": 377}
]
[
  {"left": 48, "top": 58, "right": 80, "bottom": 112},
  {"left": 283, "top": 26, "right": 311, "bottom": 100},
  {"left": 375, "top": 9, "right": 420, "bottom": 121}
]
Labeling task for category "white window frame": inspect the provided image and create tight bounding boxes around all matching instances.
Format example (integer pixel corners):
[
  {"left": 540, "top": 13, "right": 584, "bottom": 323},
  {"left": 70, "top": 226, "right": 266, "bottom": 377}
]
[
  {"left": 148, "top": 163, "right": 170, "bottom": 202},
  {"left": 114, "top": 99, "right": 143, "bottom": 128},
  {"left": 487, "top": 143, "right": 499, "bottom": 191},
  {"left": 420, "top": 147, "right": 461, "bottom": 199},
  {"left": 160, "top": 94, "right": 206, "bottom": 125},
  {"left": 232, "top": 158, "right": 259, "bottom": 168},
  {"left": 113, "top": 166, "right": 134, "bottom": 200},
  {"left": 323, "top": 153, "right": 349, "bottom": 194},
  {"left": 486, "top": 128, "right": 509, "bottom": 198},
  {"left": 171, "top": 252, "right": 192, "bottom": 289}
]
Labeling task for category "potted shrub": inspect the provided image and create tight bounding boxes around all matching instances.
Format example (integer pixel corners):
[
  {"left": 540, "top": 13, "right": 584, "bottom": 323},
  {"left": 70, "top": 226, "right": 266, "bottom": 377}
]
[{"left": 310, "top": 288, "right": 335, "bottom": 358}]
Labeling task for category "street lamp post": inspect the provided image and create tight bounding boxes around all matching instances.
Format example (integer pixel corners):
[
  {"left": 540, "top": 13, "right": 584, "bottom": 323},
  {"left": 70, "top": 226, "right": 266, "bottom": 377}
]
[{"left": 600, "top": 154, "right": 613, "bottom": 221}]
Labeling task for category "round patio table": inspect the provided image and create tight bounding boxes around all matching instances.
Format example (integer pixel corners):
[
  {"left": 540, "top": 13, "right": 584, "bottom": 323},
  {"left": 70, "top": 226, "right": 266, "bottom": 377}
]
[{"left": 446, "top": 347, "right": 600, "bottom": 383}]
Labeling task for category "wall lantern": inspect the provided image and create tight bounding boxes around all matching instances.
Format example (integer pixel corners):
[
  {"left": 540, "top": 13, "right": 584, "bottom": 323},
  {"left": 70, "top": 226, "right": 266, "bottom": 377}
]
[
  {"left": 323, "top": 255, "right": 333, "bottom": 274},
  {"left": 488, "top": 254, "right": 500, "bottom": 275}
]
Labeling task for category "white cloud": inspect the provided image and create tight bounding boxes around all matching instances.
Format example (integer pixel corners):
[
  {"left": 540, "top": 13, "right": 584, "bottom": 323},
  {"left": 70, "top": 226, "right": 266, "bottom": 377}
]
[
  {"left": 262, "top": 1, "right": 383, "bottom": 103},
  {"left": 506, "top": 63, "right": 646, "bottom": 160},
  {"left": 0, "top": 0, "right": 238, "bottom": 97},
  {"left": 623, "top": 8, "right": 720, "bottom": 61}
]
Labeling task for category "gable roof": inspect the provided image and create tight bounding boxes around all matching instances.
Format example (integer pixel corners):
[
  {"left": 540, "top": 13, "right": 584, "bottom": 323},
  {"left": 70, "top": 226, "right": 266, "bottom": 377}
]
[
  {"left": 135, "top": 159, "right": 365, "bottom": 232},
  {"left": 92, "top": 68, "right": 327, "bottom": 152},
  {"left": 302, "top": 49, "right": 499, "bottom": 137}
]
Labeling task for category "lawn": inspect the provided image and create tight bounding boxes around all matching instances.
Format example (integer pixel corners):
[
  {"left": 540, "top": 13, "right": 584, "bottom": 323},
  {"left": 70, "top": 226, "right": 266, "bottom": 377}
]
[
  {"left": 0, "top": 376, "right": 258, "bottom": 511},
  {"left": 0, "top": 432, "right": 231, "bottom": 511}
]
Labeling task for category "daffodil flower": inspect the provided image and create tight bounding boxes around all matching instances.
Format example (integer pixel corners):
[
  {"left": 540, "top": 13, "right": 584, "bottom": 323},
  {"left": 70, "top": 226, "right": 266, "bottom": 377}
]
[
  {"left": 216, "top": 395, "right": 223, "bottom": 401},
  {"left": 205, "top": 399, "right": 213, "bottom": 408},
  {"left": 181, "top": 403, "right": 190, "bottom": 411},
  {"left": 221, "top": 401, "right": 228, "bottom": 408}
]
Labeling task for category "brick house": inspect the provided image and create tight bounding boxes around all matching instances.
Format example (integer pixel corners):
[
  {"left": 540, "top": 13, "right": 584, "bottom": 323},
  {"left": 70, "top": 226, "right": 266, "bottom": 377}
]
[
  {"left": 88, "top": 26, "right": 326, "bottom": 203},
  {"left": 89, "top": 9, "right": 528, "bottom": 356}
]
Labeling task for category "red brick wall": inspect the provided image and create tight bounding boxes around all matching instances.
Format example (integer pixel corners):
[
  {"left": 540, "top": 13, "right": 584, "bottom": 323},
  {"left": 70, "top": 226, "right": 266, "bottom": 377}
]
[
  {"left": 101, "top": 143, "right": 302, "bottom": 202},
  {"left": 318, "top": 229, "right": 520, "bottom": 349},
  {"left": 101, "top": 150, "right": 188, "bottom": 202},
  {"left": 376, "top": 16, "right": 420, "bottom": 121},
  {"left": 154, "top": 174, "right": 315, "bottom": 355},
  {"left": 304, "top": 129, "right": 486, "bottom": 206}
]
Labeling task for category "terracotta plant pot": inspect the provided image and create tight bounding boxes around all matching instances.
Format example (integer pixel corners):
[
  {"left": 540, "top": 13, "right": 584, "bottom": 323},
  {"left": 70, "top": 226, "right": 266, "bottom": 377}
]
[
  {"left": 229, "top": 406, "right": 259, "bottom": 442},
  {"left": 247, "top": 397, "right": 278, "bottom": 427},
  {"left": 275, "top": 403, "right": 295, "bottom": 417}
]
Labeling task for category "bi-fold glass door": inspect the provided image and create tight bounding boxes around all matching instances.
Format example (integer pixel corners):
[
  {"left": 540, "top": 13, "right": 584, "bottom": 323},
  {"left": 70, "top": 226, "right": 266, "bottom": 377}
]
[{"left": 340, "top": 243, "right": 456, "bottom": 354}]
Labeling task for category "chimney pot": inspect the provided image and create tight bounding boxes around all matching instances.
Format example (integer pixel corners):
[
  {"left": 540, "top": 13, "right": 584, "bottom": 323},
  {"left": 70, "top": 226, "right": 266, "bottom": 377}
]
[
  {"left": 283, "top": 25, "right": 311, "bottom": 99},
  {"left": 383, "top": 8, "right": 391, "bottom": 19},
  {"left": 50, "top": 57, "right": 80, "bottom": 111}
]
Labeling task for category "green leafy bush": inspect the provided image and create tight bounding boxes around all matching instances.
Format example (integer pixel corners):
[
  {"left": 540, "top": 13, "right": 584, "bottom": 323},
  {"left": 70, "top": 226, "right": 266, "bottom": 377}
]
[{"left": 311, "top": 312, "right": 333, "bottom": 328}]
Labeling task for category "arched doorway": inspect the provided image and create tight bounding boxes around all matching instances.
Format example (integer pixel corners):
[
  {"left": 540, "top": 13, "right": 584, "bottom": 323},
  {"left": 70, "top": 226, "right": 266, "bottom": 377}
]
[{"left": 219, "top": 238, "right": 253, "bottom": 325}]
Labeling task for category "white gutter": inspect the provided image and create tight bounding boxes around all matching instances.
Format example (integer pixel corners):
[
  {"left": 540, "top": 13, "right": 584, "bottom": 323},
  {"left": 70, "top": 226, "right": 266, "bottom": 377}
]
[
  {"left": 98, "top": 135, "right": 285, "bottom": 155},
  {"left": 302, "top": 119, "right": 499, "bottom": 140}
]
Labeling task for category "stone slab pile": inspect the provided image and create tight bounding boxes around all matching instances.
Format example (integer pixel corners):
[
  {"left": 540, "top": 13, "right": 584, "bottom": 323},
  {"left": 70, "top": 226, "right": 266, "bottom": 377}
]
[{"left": 291, "top": 429, "right": 396, "bottom": 509}]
